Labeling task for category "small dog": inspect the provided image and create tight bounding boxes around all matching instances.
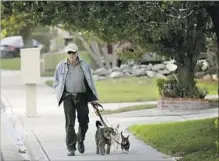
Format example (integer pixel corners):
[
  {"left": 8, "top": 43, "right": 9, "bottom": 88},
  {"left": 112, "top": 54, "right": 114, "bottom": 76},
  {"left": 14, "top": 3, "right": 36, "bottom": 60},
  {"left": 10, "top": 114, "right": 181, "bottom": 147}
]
[
  {"left": 111, "top": 124, "right": 120, "bottom": 151},
  {"left": 95, "top": 120, "right": 116, "bottom": 155},
  {"left": 120, "top": 131, "right": 130, "bottom": 154}
]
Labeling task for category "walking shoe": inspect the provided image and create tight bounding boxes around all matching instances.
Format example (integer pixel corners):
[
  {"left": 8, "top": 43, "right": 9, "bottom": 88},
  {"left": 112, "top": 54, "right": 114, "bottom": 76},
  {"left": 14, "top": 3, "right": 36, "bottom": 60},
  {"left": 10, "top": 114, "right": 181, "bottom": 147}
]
[
  {"left": 78, "top": 142, "right": 85, "bottom": 153},
  {"left": 67, "top": 150, "right": 75, "bottom": 156}
]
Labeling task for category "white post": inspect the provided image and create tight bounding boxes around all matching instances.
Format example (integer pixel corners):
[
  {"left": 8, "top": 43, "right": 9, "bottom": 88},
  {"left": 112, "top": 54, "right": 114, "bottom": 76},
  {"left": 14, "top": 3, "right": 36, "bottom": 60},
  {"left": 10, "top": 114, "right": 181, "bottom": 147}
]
[
  {"left": 21, "top": 48, "right": 40, "bottom": 117},
  {"left": 25, "top": 84, "right": 37, "bottom": 117}
]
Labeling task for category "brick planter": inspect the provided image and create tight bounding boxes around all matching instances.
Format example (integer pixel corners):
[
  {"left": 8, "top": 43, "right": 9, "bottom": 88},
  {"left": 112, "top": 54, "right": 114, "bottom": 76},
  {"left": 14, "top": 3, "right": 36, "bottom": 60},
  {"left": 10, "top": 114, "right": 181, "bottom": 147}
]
[{"left": 157, "top": 97, "right": 217, "bottom": 110}]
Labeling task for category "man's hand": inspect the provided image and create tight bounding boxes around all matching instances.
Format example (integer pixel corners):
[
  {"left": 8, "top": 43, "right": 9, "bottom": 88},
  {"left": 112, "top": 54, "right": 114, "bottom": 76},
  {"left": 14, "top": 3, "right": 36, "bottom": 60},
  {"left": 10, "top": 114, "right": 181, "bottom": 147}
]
[
  {"left": 91, "top": 100, "right": 98, "bottom": 105},
  {"left": 91, "top": 100, "right": 100, "bottom": 116},
  {"left": 91, "top": 100, "right": 99, "bottom": 109},
  {"left": 90, "top": 100, "right": 99, "bottom": 111},
  {"left": 90, "top": 100, "right": 103, "bottom": 112}
]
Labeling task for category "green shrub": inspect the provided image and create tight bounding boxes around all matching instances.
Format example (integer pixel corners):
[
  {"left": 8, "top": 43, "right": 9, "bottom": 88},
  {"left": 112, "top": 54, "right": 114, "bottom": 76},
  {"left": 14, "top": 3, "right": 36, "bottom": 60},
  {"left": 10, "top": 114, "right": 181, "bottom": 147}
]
[
  {"left": 116, "top": 47, "right": 143, "bottom": 64},
  {"left": 156, "top": 78, "right": 166, "bottom": 96},
  {"left": 156, "top": 78, "right": 208, "bottom": 98}
]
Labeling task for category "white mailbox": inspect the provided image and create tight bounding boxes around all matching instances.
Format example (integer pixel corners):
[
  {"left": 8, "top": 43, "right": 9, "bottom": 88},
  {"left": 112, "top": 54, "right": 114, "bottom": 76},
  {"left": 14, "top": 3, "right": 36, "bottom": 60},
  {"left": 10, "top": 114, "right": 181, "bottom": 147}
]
[
  {"left": 20, "top": 48, "right": 40, "bottom": 117},
  {"left": 21, "top": 48, "right": 40, "bottom": 84}
]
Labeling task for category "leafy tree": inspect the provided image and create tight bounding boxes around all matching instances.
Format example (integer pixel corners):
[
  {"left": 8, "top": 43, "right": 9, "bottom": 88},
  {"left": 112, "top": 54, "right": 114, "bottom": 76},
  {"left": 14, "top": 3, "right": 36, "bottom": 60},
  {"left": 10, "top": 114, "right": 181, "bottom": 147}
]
[
  {"left": 1, "top": 1, "right": 36, "bottom": 47},
  {"left": 44, "top": 1, "right": 212, "bottom": 96},
  {"left": 1, "top": 1, "right": 218, "bottom": 96}
]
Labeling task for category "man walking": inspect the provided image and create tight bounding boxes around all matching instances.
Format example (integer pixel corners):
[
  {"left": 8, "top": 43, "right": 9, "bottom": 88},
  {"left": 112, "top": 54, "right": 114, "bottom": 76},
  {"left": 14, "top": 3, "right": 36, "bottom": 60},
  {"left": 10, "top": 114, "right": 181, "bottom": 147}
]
[{"left": 53, "top": 43, "right": 99, "bottom": 156}]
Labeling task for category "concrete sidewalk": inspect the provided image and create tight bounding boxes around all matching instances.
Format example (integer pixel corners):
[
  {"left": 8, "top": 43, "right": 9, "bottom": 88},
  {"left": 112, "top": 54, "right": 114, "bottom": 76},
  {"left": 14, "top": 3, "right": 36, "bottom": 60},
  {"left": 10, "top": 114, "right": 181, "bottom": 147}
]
[
  {"left": 1, "top": 70, "right": 218, "bottom": 161},
  {"left": 1, "top": 113, "right": 25, "bottom": 161},
  {"left": 1, "top": 129, "right": 23, "bottom": 161},
  {"left": 1, "top": 100, "right": 29, "bottom": 161}
]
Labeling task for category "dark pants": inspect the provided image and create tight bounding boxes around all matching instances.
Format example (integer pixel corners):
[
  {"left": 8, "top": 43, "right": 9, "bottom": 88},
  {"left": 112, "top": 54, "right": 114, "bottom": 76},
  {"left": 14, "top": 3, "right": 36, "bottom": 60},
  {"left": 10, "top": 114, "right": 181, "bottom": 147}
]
[{"left": 63, "top": 93, "right": 89, "bottom": 151}]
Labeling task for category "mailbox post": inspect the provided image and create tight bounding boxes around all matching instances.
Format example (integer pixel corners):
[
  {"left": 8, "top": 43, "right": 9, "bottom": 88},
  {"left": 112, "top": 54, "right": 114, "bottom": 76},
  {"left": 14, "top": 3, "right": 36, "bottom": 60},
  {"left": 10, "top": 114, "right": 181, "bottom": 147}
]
[{"left": 20, "top": 48, "right": 40, "bottom": 117}]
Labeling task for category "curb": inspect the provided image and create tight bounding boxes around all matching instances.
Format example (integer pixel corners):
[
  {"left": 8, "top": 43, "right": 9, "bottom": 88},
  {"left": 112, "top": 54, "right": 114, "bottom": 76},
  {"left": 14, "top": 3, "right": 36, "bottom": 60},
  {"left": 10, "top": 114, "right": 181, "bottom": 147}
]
[
  {"left": 24, "top": 130, "right": 50, "bottom": 161},
  {"left": 1, "top": 96, "right": 49, "bottom": 161}
]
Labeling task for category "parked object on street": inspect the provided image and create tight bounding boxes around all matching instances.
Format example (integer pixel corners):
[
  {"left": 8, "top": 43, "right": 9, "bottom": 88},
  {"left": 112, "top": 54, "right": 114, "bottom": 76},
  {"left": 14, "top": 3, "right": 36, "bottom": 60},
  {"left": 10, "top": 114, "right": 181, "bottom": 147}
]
[{"left": 0, "top": 36, "right": 43, "bottom": 58}]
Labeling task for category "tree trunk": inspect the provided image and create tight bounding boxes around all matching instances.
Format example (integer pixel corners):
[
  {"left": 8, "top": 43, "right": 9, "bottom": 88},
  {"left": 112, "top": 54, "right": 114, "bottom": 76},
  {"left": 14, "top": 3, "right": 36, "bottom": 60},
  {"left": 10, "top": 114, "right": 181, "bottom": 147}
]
[
  {"left": 20, "top": 24, "right": 33, "bottom": 48},
  {"left": 101, "top": 46, "right": 111, "bottom": 69},
  {"left": 112, "top": 42, "right": 120, "bottom": 67},
  {"left": 90, "top": 41, "right": 104, "bottom": 68},
  {"left": 175, "top": 9, "right": 206, "bottom": 96},
  {"left": 177, "top": 55, "right": 196, "bottom": 91}
]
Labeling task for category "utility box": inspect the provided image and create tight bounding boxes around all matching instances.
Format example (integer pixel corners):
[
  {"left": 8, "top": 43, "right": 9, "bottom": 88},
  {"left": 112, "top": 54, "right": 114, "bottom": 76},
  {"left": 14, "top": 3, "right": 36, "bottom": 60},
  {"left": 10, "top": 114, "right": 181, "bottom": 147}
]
[
  {"left": 20, "top": 48, "right": 40, "bottom": 84},
  {"left": 20, "top": 48, "right": 40, "bottom": 117}
]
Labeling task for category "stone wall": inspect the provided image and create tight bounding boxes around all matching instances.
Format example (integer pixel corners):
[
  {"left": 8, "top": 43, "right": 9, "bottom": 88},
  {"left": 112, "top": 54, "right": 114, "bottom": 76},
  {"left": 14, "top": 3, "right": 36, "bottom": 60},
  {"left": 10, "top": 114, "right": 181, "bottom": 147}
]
[
  {"left": 92, "top": 60, "right": 177, "bottom": 81},
  {"left": 92, "top": 59, "right": 218, "bottom": 81}
]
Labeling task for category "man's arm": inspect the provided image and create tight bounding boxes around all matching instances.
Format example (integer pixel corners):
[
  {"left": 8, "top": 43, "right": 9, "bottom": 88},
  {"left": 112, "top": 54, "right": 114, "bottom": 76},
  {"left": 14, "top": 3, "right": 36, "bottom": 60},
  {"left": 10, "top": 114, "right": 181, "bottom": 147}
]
[
  {"left": 87, "top": 63, "right": 99, "bottom": 103},
  {"left": 53, "top": 66, "right": 60, "bottom": 89}
]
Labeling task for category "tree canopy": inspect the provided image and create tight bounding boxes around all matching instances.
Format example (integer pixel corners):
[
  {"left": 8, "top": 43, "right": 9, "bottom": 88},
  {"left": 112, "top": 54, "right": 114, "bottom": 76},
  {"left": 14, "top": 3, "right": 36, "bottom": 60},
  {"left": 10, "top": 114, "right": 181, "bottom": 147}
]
[
  {"left": 1, "top": 1, "right": 219, "bottom": 97},
  {"left": 2, "top": 1, "right": 218, "bottom": 47}
]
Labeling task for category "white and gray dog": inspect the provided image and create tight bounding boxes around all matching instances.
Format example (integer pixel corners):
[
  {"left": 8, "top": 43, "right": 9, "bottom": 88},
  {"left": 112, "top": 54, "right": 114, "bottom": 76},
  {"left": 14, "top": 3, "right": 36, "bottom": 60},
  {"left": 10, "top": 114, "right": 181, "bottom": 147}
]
[
  {"left": 95, "top": 120, "right": 117, "bottom": 155},
  {"left": 110, "top": 124, "right": 120, "bottom": 151}
]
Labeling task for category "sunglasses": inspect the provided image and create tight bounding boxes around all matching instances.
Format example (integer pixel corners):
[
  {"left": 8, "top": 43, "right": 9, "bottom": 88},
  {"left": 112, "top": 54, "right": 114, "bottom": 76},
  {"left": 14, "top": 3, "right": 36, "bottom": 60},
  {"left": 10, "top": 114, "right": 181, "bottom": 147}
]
[{"left": 67, "top": 51, "right": 77, "bottom": 54}]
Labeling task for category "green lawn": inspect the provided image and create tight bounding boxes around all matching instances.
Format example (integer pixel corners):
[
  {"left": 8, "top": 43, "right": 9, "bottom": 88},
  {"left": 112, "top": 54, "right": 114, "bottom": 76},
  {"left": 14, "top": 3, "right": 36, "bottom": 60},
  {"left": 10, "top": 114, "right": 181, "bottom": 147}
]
[
  {"left": 197, "top": 80, "right": 218, "bottom": 95},
  {"left": 100, "top": 104, "right": 156, "bottom": 115},
  {"left": 0, "top": 58, "right": 21, "bottom": 70},
  {"left": 0, "top": 57, "right": 55, "bottom": 77},
  {"left": 96, "top": 77, "right": 160, "bottom": 102},
  {"left": 45, "top": 77, "right": 218, "bottom": 103},
  {"left": 128, "top": 118, "right": 218, "bottom": 161}
]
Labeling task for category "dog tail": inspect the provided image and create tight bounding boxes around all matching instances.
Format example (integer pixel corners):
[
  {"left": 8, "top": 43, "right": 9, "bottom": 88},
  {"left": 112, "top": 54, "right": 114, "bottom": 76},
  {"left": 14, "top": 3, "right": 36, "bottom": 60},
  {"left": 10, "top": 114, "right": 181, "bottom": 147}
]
[
  {"left": 121, "top": 131, "right": 123, "bottom": 136},
  {"left": 96, "top": 120, "right": 103, "bottom": 128}
]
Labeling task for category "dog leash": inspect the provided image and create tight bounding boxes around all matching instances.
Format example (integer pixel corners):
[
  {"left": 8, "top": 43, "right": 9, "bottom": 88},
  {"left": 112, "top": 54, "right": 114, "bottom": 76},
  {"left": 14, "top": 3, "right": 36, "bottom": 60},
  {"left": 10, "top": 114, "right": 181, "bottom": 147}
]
[
  {"left": 92, "top": 102, "right": 122, "bottom": 145},
  {"left": 112, "top": 136, "right": 121, "bottom": 145},
  {"left": 91, "top": 102, "right": 108, "bottom": 127}
]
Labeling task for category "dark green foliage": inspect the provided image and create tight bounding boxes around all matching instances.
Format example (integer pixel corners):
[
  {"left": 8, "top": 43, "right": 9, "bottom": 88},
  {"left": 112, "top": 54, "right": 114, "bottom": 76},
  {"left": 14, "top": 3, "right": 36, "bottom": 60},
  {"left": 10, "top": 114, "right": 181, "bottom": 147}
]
[{"left": 156, "top": 78, "right": 208, "bottom": 98}]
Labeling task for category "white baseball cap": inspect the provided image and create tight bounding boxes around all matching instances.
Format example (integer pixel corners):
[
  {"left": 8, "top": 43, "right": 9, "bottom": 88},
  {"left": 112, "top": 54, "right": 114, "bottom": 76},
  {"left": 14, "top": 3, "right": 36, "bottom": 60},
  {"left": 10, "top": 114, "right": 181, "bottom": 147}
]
[{"left": 65, "top": 43, "right": 78, "bottom": 53}]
